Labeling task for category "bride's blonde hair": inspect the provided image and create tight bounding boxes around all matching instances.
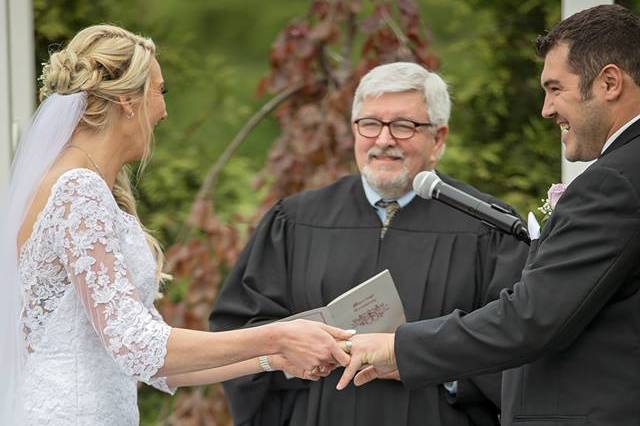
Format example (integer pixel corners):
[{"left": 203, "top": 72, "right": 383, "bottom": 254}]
[{"left": 39, "top": 24, "right": 167, "bottom": 281}]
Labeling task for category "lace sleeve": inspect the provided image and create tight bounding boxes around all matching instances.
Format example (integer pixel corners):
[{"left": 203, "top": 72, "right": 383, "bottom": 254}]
[
  {"left": 52, "top": 171, "right": 172, "bottom": 388},
  {"left": 147, "top": 304, "right": 177, "bottom": 394}
]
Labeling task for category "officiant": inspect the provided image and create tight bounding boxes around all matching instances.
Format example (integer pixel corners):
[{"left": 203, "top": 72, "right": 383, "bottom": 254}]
[{"left": 209, "top": 62, "right": 529, "bottom": 426}]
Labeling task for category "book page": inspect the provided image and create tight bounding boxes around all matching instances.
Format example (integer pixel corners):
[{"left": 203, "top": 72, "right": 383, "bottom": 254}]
[
  {"left": 280, "top": 270, "right": 406, "bottom": 334},
  {"left": 281, "top": 306, "right": 334, "bottom": 325},
  {"left": 326, "top": 269, "right": 406, "bottom": 334}
]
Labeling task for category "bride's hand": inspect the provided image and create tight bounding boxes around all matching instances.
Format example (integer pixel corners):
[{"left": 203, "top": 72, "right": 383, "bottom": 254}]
[
  {"left": 273, "top": 319, "right": 354, "bottom": 371},
  {"left": 268, "top": 354, "right": 337, "bottom": 381}
]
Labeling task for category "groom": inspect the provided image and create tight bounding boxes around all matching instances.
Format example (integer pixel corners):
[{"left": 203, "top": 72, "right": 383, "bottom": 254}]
[{"left": 339, "top": 5, "right": 640, "bottom": 425}]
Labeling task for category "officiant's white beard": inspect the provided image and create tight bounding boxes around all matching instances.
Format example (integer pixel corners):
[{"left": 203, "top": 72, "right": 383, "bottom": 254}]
[{"left": 361, "top": 164, "right": 411, "bottom": 199}]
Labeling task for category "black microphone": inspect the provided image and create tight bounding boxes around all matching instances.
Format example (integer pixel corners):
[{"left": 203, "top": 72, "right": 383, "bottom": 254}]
[{"left": 413, "top": 171, "right": 530, "bottom": 245}]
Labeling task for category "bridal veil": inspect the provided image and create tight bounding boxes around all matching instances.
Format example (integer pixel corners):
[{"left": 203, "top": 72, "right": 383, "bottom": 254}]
[{"left": 0, "top": 92, "right": 87, "bottom": 423}]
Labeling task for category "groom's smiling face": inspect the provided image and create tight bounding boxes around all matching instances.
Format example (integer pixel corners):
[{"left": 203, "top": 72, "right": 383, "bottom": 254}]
[{"left": 540, "top": 42, "right": 610, "bottom": 162}]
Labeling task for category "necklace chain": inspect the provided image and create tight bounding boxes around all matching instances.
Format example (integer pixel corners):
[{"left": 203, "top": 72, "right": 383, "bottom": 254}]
[{"left": 67, "top": 145, "right": 106, "bottom": 181}]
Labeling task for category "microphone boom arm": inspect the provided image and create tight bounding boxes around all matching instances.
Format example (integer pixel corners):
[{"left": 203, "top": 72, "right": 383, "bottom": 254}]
[{"left": 419, "top": 172, "right": 531, "bottom": 245}]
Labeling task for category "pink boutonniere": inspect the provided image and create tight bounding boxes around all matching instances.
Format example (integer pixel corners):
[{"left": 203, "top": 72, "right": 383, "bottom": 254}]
[{"left": 538, "top": 183, "right": 566, "bottom": 224}]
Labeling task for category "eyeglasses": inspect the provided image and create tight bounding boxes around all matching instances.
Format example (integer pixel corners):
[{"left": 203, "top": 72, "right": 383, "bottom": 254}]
[{"left": 354, "top": 117, "right": 434, "bottom": 139}]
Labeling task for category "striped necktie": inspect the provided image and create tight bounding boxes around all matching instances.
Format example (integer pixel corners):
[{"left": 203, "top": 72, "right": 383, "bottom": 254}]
[{"left": 376, "top": 200, "right": 400, "bottom": 239}]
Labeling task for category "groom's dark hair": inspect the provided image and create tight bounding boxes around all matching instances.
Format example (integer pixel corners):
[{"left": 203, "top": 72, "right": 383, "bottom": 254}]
[{"left": 536, "top": 4, "right": 640, "bottom": 100}]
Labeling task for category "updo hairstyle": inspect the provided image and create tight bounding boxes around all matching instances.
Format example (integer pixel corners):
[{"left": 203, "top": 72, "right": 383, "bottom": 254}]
[{"left": 39, "top": 24, "right": 166, "bottom": 280}]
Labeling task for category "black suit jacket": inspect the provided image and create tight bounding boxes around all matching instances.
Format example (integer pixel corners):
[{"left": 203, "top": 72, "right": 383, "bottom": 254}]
[{"left": 395, "top": 119, "right": 640, "bottom": 425}]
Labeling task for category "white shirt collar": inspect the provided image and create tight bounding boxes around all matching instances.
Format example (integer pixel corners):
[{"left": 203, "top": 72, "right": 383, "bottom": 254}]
[{"left": 601, "top": 113, "right": 640, "bottom": 155}]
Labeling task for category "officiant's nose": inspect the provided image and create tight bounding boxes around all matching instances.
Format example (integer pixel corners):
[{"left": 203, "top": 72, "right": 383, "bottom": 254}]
[{"left": 375, "top": 125, "right": 397, "bottom": 147}]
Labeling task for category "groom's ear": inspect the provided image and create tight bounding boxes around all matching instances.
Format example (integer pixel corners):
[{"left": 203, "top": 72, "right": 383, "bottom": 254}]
[{"left": 598, "top": 64, "right": 624, "bottom": 101}]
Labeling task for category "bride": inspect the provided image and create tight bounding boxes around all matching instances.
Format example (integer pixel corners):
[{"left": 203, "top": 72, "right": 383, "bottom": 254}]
[{"left": 0, "top": 24, "right": 352, "bottom": 425}]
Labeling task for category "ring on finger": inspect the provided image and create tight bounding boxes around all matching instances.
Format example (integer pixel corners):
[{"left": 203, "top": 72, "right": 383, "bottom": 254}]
[{"left": 344, "top": 339, "right": 352, "bottom": 354}]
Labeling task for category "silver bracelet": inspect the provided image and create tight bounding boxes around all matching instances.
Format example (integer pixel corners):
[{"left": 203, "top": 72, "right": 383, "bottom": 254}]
[{"left": 258, "top": 355, "right": 274, "bottom": 372}]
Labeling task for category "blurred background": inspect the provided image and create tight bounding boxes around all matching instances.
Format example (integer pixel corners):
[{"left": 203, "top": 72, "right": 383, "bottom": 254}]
[{"left": 6, "top": 0, "right": 640, "bottom": 424}]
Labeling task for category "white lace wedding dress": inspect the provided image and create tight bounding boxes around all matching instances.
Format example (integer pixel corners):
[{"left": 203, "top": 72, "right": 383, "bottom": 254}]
[{"left": 18, "top": 168, "right": 174, "bottom": 425}]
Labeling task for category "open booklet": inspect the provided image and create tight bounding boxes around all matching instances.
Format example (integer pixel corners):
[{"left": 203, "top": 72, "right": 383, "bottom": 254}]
[{"left": 282, "top": 269, "right": 406, "bottom": 334}]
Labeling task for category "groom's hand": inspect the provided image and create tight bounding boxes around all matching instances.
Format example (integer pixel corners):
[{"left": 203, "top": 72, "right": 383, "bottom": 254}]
[{"left": 336, "top": 333, "right": 398, "bottom": 390}]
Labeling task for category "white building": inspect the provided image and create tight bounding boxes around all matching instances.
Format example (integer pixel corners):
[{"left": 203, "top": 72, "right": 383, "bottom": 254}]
[{"left": 1, "top": 0, "right": 35, "bottom": 188}]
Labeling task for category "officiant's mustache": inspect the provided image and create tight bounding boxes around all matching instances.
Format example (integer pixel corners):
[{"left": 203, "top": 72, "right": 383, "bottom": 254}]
[{"left": 367, "top": 146, "right": 405, "bottom": 161}]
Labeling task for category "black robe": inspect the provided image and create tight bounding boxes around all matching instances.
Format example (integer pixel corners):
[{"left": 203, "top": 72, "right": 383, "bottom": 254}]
[{"left": 210, "top": 174, "right": 529, "bottom": 426}]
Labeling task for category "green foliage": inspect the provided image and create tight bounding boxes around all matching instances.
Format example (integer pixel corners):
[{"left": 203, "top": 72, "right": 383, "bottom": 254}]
[
  {"left": 137, "top": 386, "right": 173, "bottom": 426},
  {"left": 421, "top": 0, "right": 562, "bottom": 215},
  {"left": 135, "top": 47, "right": 257, "bottom": 242},
  {"left": 33, "top": 0, "right": 568, "bottom": 234}
]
